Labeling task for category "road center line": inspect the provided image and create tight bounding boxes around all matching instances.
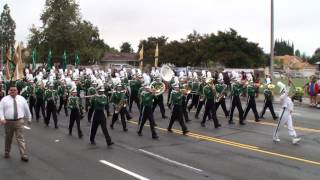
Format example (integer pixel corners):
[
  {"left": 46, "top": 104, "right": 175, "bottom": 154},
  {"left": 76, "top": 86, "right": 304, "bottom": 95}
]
[
  {"left": 138, "top": 149, "right": 203, "bottom": 172},
  {"left": 128, "top": 120, "right": 320, "bottom": 166},
  {"left": 99, "top": 160, "right": 150, "bottom": 180}
]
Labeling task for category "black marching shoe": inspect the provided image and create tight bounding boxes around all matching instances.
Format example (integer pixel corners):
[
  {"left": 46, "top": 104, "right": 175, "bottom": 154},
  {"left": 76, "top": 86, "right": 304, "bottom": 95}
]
[
  {"left": 152, "top": 135, "right": 159, "bottom": 139},
  {"left": 90, "top": 141, "right": 96, "bottom": 145},
  {"left": 201, "top": 123, "right": 206, "bottom": 127},
  {"left": 239, "top": 121, "right": 246, "bottom": 125},
  {"left": 167, "top": 128, "right": 173, "bottom": 133},
  {"left": 107, "top": 141, "right": 114, "bottom": 146},
  {"left": 215, "top": 124, "right": 222, "bottom": 128},
  {"left": 228, "top": 121, "right": 235, "bottom": 125},
  {"left": 183, "top": 130, "right": 189, "bottom": 135},
  {"left": 21, "top": 156, "right": 29, "bottom": 162}
]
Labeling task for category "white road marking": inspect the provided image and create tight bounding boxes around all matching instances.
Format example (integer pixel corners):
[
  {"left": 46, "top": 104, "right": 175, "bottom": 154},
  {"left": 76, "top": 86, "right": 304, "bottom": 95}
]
[
  {"left": 55, "top": 139, "right": 60, "bottom": 142},
  {"left": 99, "top": 160, "right": 150, "bottom": 180},
  {"left": 138, "top": 149, "right": 203, "bottom": 173},
  {"left": 23, "top": 126, "right": 31, "bottom": 130}
]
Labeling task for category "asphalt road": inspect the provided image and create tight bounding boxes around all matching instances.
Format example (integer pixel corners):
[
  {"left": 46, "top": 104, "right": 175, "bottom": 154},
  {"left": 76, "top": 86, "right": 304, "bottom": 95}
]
[{"left": 1, "top": 95, "right": 320, "bottom": 180}]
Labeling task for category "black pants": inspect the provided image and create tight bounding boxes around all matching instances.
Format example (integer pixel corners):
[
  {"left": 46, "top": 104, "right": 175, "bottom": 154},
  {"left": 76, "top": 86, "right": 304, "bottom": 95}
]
[
  {"left": 29, "top": 96, "right": 36, "bottom": 118},
  {"left": 89, "top": 110, "right": 112, "bottom": 144},
  {"left": 187, "top": 94, "right": 199, "bottom": 111},
  {"left": 111, "top": 107, "right": 127, "bottom": 130},
  {"left": 195, "top": 99, "right": 205, "bottom": 118},
  {"left": 168, "top": 105, "right": 188, "bottom": 132},
  {"left": 69, "top": 108, "right": 82, "bottom": 137},
  {"left": 138, "top": 106, "right": 157, "bottom": 137},
  {"left": 129, "top": 92, "right": 140, "bottom": 112},
  {"left": 45, "top": 100, "right": 58, "bottom": 128},
  {"left": 152, "top": 95, "right": 166, "bottom": 118},
  {"left": 243, "top": 96, "right": 259, "bottom": 121},
  {"left": 35, "top": 98, "right": 46, "bottom": 121},
  {"left": 260, "top": 100, "right": 277, "bottom": 119},
  {"left": 201, "top": 99, "right": 220, "bottom": 127},
  {"left": 88, "top": 104, "right": 94, "bottom": 123},
  {"left": 167, "top": 88, "right": 172, "bottom": 105},
  {"left": 182, "top": 98, "right": 189, "bottom": 122},
  {"left": 216, "top": 98, "right": 229, "bottom": 117},
  {"left": 229, "top": 95, "right": 244, "bottom": 123},
  {"left": 58, "top": 96, "right": 68, "bottom": 116}
]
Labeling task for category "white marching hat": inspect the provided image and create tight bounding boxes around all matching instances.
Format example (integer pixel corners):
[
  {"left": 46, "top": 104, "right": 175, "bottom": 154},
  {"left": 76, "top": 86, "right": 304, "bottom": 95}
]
[{"left": 277, "top": 81, "right": 286, "bottom": 94}]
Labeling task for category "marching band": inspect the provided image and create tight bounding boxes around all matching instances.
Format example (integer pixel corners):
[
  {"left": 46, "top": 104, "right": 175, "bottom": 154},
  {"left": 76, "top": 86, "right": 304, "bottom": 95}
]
[{"left": 0, "top": 64, "right": 302, "bottom": 146}]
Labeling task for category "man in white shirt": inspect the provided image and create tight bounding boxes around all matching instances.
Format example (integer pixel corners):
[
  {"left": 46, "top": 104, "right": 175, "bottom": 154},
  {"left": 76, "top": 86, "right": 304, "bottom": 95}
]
[{"left": 0, "top": 84, "right": 32, "bottom": 162}]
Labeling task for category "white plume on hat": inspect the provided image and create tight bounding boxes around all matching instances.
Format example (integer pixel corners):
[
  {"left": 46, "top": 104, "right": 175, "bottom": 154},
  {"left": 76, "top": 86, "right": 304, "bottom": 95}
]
[
  {"left": 143, "top": 73, "right": 151, "bottom": 86},
  {"left": 188, "top": 71, "right": 193, "bottom": 78},
  {"left": 179, "top": 71, "right": 185, "bottom": 78},
  {"left": 277, "top": 81, "right": 287, "bottom": 94},
  {"left": 193, "top": 72, "right": 198, "bottom": 78},
  {"left": 207, "top": 72, "right": 212, "bottom": 78},
  {"left": 201, "top": 70, "right": 206, "bottom": 77}
]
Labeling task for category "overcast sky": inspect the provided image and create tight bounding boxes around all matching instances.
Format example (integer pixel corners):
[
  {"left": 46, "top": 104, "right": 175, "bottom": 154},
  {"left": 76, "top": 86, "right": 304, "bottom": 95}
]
[{"left": 1, "top": 0, "right": 319, "bottom": 56}]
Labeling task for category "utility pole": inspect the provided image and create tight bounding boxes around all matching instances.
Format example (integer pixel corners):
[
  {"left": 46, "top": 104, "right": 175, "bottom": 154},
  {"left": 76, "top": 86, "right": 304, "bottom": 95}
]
[{"left": 270, "top": 0, "right": 274, "bottom": 76}]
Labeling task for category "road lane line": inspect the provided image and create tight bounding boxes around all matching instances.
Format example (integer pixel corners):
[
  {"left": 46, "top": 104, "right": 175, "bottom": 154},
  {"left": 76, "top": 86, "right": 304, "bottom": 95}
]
[
  {"left": 99, "top": 160, "right": 150, "bottom": 180},
  {"left": 247, "top": 120, "right": 320, "bottom": 133},
  {"left": 138, "top": 149, "right": 203, "bottom": 172},
  {"left": 23, "top": 126, "right": 31, "bottom": 130},
  {"left": 128, "top": 121, "right": 320, "bottom": 166},
  {"left": 216, "top": 114, "right": 320, "bottom": 133}
]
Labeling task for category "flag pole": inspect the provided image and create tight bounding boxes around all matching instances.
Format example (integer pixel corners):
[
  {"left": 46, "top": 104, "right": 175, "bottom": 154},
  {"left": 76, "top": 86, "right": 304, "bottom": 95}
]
[{"left": 154, "top": 43, "right": 159, "bottom": 68}]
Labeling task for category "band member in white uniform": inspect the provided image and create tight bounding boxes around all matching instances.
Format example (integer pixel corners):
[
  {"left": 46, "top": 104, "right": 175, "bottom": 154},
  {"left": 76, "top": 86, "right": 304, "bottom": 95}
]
[{"left": 273, "top": 82, "right": 301, "bottom": 144}]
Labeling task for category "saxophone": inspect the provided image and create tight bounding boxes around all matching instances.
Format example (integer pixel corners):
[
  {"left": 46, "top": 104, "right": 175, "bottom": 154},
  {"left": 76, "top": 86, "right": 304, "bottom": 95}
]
[{"left": 216, "top": 84, "right": 227, "bottom": 103}]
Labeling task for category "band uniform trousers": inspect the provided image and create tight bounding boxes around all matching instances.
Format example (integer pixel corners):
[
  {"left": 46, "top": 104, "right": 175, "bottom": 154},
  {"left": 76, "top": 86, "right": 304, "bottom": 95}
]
[
  {"left": 111, "top": 107, "right": 127, "bottom": 130},
  {"left": 29, "top": 96, "right": 36, "bottom": 118},
  {"left": 182, "top": 98, "right": 190, "bottom": 122},
  {"left": 58, "top": 95, "right": 68, "bottom": 116},
  {"left": 167, "top": 88, "right": 172, "bottom": 105},
  {"left": 5, "top": 119, "right": 27, "bottom": 157},
  {"left": 273, "top": 111, "right": 297, "bottom": 138},
  {"left": 168, "top": 105, "right": 188, "bottom": 132},
  {"left": 138, "top": 106, "right": 157, "bottom": 138},
  {"left": 88, "top": 104, "right": 94, "bottom": 123},
  {"left": 89, "top": 110, "right": 112, "bottom": 144},
  {"left": 152, "top": 95, "right": 166, "bottom": 118},
  {"left": 129, "top": 92, "right": 140, "bottom": 113},
  {"left": 215, "top": 98, "right": 229, "bottom": 117},
  {"left": 69, "top": 108, "right": 83, "bottom": 137},
  {"left": 260, "top": 100, "right": 277, "bottom": 119},
  {"left": 229, "top": 95, "right": 244, "bottom": 123},
  {"left": 45, "top": 100, "right": 58, "bottom": 128},
  {"left": 243, "top": 96, "right": 259, "bottom": 121},
  {"left": 195, "top": 99, "right": 205, "bottom": 118},
  {"left": 35, "top": 98, "right": 46, "bottom": 121},
  {"left": 187, "top": 94, "right": 200, "bottom": 111},
  {"left": 201, "top": 99, "right": 220, "bottom": 127}
]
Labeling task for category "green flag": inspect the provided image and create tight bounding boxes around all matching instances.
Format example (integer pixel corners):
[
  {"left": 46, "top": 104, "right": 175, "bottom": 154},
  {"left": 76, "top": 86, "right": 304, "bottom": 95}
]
[
  {"left": 47, "top": 50, "right": 53, "bottom": 70},
  {"left": 32, "top": 49, "right": 37, "bottom": 70},
  {"left": 62, "top": 50, "right": 67, "bottom": 70},
  {"left": 75, "top": 50, "right": 80, "bottom": 67}
]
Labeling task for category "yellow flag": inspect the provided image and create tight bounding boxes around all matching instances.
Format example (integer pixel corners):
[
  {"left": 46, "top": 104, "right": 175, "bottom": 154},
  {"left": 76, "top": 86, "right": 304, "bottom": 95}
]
[
  {"left": 154, "top": 43, "right": 159, "bottom": 67},
  {"left": 139, "top": 44, "right": 144, "bottom": 70},
  {"left": 139, "top": 44, "right": 144, "bottom": 60},
  {"left": 13, "top": 43, "right": 25, "bottom": 80}
]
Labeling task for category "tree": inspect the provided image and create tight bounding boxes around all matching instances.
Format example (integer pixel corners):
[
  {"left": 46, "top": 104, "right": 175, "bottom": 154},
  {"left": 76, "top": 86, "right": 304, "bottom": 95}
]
[
  {"left": 120, "top": 42, "right": 133, "bottom": 53},
  {"left": 0, "top": 4, "right": 16, "bottom": 49},
  {"left": 309, "top": 48, "right": 320, "bottom": 64},
  {"left": 159, "top": 29, "right": 266, "bottom": 68},
  {"left": 28, "top": 0, "right": 113, "bottom": 65},
  {"left": 274, "top": 39, "right": 294, "bottom": 56},
  {"left": 295, "top": 49, "right": 301, "bottom": 57},
  {"left": 137, "top": 36, "right": 168, "bottom": 65}
]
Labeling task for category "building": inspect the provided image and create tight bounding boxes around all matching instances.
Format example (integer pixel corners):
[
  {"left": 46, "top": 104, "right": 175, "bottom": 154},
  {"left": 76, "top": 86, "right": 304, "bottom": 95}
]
[{"left": 100, "top": 52, "right": 139, "bottom": 69}]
